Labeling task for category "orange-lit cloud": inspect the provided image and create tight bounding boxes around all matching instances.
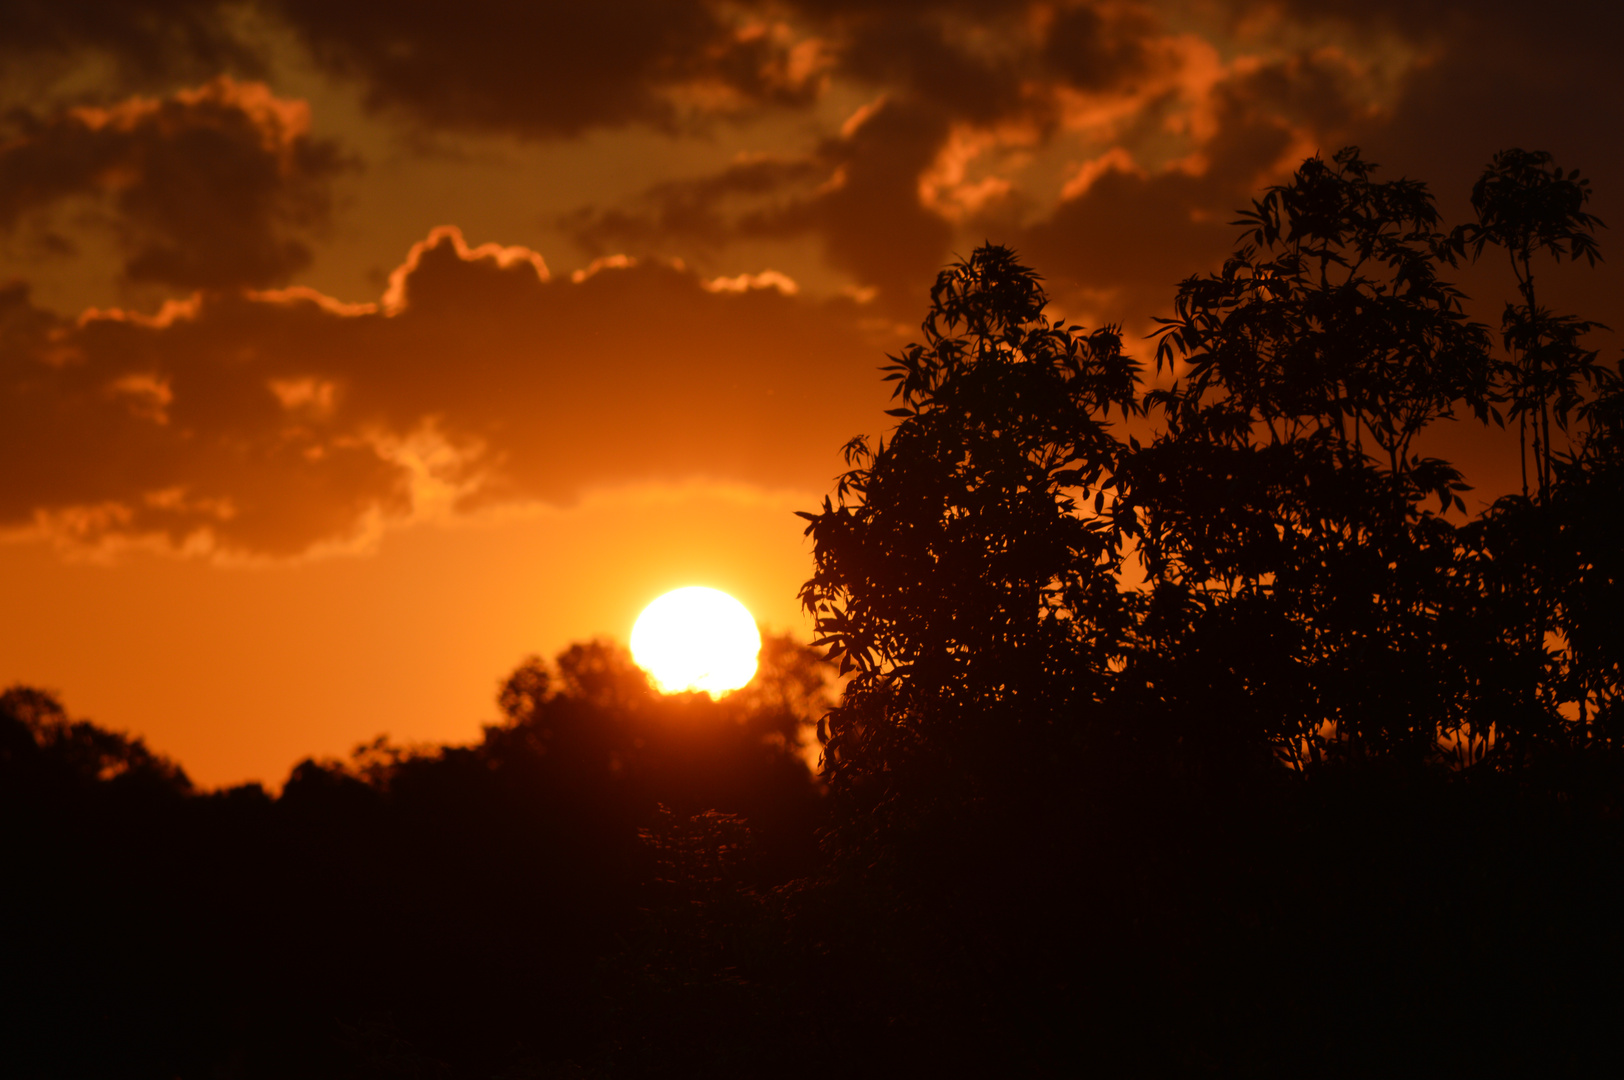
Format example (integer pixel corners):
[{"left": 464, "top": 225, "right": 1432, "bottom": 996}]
[
  {"left": 0, "top": 227, "right": 890, "bottom": 558},
  {"left": 9, "top": 3, "right": 1618, "bottom": 326},
  {"left": 1015, "top": 41, "right": 1385, "bottom": 325},
  {"left": 550, "top": 0, "right": 1452, "bottom": 315}
]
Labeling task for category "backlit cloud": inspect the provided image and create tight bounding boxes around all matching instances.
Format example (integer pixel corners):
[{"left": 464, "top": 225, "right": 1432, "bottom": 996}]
[
  {"left": 0, "top": 228, "right": 891, "bottom": 558},
  {"left": 558, "top": 2, "right": 1414, "bottom": 313}
]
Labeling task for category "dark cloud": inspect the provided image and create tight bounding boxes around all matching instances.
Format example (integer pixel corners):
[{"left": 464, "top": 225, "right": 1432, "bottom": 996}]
[
  {"left": 1319, "top": 2, "right": 1624, "bottom": 187},
  {"left": 0, "top": 228, "right": 892, "bottom": 557},
  {"left": 829, "top": 7, "right": 1028, "bottom": 126},
  {"left": 0, "top": 0, "right": 827, "bottom": 137},
  {"left": 0, "top": 79, "right": 347, "bottom": 291},
  {"left": 784, "top": 98, "right": 954, "bottom": 306},
  {"left": 566, "top": 97, "right": 954, "bottom": 310},
  {"left": 564, "top": 156, "right": 828, "bottom": 258},
  {"left": 1043, "top": 3, "right": 1155, "bottom": 93},
  {"left": 269, "top": 0, "right": 1060, "bottom": 137},
  {"left": 1006, "top": 45, "right": 1385, "bottom": 330},
  {"left": 0, "top": 0, "right": 258, "bottom": 91},
  {"left": 0, "top": 2, "right": 1159, "bottom": 140},
  {"left": 265, "top": 0, "right": 1176, "bottom": 141},
  {"left": 554, "top": 0, "right": 1619, "bottom": 326},
  {"left": 266, "top": 0, "right": 823, "bottom": 137}
]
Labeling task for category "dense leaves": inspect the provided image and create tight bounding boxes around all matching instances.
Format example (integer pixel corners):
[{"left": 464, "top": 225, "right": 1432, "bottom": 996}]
[
  {"left": 798, "top": 245, "right": 1141, "bottom": 812},
  {"left": 801, "top": 146, "right": 1621, "bottom": 794}
]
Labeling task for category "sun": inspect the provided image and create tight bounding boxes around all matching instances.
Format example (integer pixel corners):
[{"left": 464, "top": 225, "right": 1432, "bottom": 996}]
[{"left": 631, "top": 586, "right": 761, "bottom": 697}]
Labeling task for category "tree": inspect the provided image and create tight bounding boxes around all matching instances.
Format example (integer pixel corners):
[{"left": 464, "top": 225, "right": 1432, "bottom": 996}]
[
  {"left": 1462, "top": 148, "right": 1608, "bottom": 501},
  {"left": 0, "top": 685, "right": 191, "bottom": 795},
  {"left": 1450, "top": 149, "right": 1618, "bottom": 762},
  {"left": 801, "top": 147, "right": 1618, "bottom": 783},
  {"left": 1132, "top": 147, "right": 1498, "bottom": 768},
  {"left": 797, "top": 244, "right": 1141, "bottom": 811}
]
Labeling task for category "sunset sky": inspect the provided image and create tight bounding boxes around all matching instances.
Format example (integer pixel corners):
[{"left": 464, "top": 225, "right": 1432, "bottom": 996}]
[{"left": 3, "top": 0, "right": 1620, "bottom": 788}]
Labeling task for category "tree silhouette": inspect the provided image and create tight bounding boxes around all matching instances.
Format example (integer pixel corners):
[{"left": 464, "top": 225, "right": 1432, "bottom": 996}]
[
  {"left": 802, "top": 146, "right": 1618, "bottom": 785},
  {"left": 1, "top": 685, "right": 191, "bottom": 795},
  {"left": 785, "top": 147, "right": 1624, "bottom": 1076},
  {"left": 1463, "top": 148, "right": 1608, "bottom": 500},
  {"left": 0, "top": 636, "right": 834, "bottom": 1078},
  {"left": 798, "top": 245, "right": 1141, "bottom": 816},
  {"left": 1133, "top": 147, "right": 1498, "bottom": 768}
]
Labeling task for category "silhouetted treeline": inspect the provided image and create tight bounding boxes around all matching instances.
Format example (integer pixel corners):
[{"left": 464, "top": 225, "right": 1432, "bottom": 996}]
[
  {"left": 6, "top": 148, "right": 1624, "bottom": 1076},
  {"left": 1, "top": 637, "right": 830, "bottom": 1078}
]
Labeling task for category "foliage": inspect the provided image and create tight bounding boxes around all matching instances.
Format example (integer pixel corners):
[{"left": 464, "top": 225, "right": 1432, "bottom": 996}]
[
  {"left": 802, "top": 146, "right": 1620, "bottom": 798},
  {"left": 775, "top": 148, "right": 1624, "bottom": 1072},
  {"left": 1461, "top": 147, "right": 1611, "bottom": 499},
  {"left": 0, "top": 637, "right": 832, "bottom": 1078},
  {"left": 798, "top": 244, "right": 1141, "bottom": 809},
  {"left": 0, "top": 685, "right": 192, "bottom": 795},
  {"left": 1132, "top": 147, "right": 1498, "bottom": 767}
]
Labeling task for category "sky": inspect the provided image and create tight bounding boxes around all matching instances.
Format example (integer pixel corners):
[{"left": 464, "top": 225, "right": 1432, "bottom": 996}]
[{"left": 3, "top": 0, "right": 1621, "bottom": 788}]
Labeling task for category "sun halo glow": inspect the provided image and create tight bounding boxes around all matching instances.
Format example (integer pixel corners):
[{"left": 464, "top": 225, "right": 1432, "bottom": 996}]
[{"left": 631, "top": 586, "right": 761, "bottom": 697}]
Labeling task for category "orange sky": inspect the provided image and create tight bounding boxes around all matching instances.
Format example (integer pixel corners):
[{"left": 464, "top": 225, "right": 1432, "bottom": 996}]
[{"left": 3, "top": 0, "right": 1620, "bottom": 787}]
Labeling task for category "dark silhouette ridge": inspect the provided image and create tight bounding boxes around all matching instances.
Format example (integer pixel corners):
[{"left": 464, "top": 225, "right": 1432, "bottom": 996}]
[{"left": 4, "top": 149, "right": 1623, "bottom": 1076}]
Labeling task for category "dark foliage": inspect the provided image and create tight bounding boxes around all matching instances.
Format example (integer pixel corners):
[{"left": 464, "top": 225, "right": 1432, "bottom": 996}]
[
  {"left": 787, "top": 147, "right": 1624, "bottom": 1072},
  {"left": 1, "top": 638, "right": 829, "bottom": 1078},
  {"left": 802, "top": 146, "right": 1620, "bottom": 792}
]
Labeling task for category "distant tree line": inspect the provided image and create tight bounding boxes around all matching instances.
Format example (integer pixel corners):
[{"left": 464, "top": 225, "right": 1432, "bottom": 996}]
[
  {"left": 1, "top": 638, "right": 830, "bottom": 1077},
  {"left": 4, "top": 148, "right": 1622, "bottom": 1076}
]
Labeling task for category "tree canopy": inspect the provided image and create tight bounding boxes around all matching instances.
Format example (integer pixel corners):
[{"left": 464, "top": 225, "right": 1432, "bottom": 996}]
[{"left": 800, "top": 146, "right": 1619, "bottom": 811}]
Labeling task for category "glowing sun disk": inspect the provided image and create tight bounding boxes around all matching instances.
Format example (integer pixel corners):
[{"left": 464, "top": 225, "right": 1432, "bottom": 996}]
[{"left": 631, "top": 586, "right": 760, "bottom": 697}]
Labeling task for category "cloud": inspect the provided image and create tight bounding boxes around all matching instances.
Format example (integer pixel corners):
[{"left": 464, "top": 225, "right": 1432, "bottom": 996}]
[
  {"left": 545, "top": 0, "right": 1619, "bottom": 330},
  {"left": 559, "top": 3, "right": 1388, "bottom": 313},
  {"left": 266, "top": 0, "right": 828, "bottom": 137},
  {"left": 0, "top": 78, "right": 347, "bottom": 291},
  {"left": 1278, "top": 1, "right": 1624, "bottom": 187},
  {"left": 565, "top": 96, "right": 955, "bottom": 309},
  {"left": 0, "top": 227, "right": 893, "bottom": 558},
  {"left": 1012, "top": 44, "right": 1383, "bottom": 321},
  {"left": 3, "top": 5, "right": 1618, "bottom": 514},
  {"left": 0, "top": 0, "right": 259, "bottom": 93}
]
